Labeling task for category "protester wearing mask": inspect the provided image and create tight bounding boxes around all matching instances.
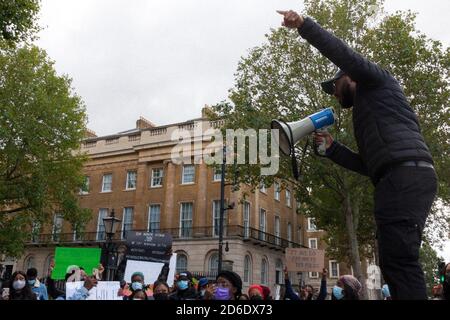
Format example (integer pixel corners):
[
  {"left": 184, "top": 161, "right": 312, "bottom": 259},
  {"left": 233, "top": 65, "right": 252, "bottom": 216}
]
[
  {"left": 153, "top": 281, "right": 170, "bottom": 300},
  {"left": 197, "top": 278, "right": 209, "bottom": 300},
  {"left": 169, "top": 272, "right": 197, "bottom": 300},
  {"left": 332, "top": 275, "right": 362, "bottom": 300},
  {"left": 7, "top": 271, "right": 36, "bottom": 300},
  {"left": 26, "top": 268, "right": 48, "bottom": 300},
  {"left": 248, "top": 285, "right": 264, "bottom": 300},
  {"left": 204, "top": 271, "right": 243, "bottom": 301}
]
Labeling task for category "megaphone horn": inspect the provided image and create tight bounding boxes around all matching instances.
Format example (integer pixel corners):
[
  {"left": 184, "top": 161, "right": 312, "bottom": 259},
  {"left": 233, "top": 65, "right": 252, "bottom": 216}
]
[{"left": 271, "top": 108, "right": 335, "bottom": 156}]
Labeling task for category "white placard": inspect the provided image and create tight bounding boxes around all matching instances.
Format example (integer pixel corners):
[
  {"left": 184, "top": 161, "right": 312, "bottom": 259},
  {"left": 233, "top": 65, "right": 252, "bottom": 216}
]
[
  {"left": 167, "top": 253, "right": 177, "bottom": 287},
  {"left": 124, "top": 260, "right": 165, "bottom": 284},
  {"left": 66, "top": 281, "right": 121, "bottom": 300}
]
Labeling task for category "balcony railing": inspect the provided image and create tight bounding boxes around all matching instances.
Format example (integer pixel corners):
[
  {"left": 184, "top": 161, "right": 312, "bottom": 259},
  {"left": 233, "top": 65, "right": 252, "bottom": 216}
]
[{"left": 26, "top": 225, "right": 306, "bottom": 249}]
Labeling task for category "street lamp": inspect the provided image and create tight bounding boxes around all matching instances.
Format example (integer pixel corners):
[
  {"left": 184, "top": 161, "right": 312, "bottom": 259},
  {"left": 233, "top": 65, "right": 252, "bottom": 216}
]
[{"left": 102, "top": 209, "right": 121, "bottom": 281}]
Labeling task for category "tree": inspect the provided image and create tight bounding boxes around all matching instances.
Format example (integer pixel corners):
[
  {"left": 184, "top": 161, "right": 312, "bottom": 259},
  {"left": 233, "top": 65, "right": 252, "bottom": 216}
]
[
  {"left": 0, "top": 46, "right": 91, "bottom": 257},
  {"left": 0, "top": 0, "right": 41, "bottom": 46},
  {"left": 210, "top": 0, "right": 449, "bottom": 299},
  {"left": 419, "top": 241, "right": 445, "bottom": 297}
]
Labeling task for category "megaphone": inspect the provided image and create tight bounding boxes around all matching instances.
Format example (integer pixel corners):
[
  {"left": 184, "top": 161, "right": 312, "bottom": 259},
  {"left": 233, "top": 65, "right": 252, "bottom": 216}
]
[{"left": 271, "top": 108, "right": 335, "bottom": 156}]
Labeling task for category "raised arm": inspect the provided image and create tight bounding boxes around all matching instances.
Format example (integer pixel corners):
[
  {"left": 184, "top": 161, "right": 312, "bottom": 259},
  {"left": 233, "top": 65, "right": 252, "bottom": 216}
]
[{"left": 277, "top": 10, "right": 389, "bottom": 86}]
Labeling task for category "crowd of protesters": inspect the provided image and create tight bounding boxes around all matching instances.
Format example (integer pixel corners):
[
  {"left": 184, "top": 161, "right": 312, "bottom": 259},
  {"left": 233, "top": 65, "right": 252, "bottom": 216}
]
[{"left": 1, "top": 261, "right": 449, "bottom": 300}]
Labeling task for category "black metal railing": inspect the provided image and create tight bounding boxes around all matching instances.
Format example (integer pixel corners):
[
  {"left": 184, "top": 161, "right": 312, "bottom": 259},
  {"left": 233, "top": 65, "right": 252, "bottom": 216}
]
[{"left": 27, "top": 225, "right": 306, "bottom": 249}]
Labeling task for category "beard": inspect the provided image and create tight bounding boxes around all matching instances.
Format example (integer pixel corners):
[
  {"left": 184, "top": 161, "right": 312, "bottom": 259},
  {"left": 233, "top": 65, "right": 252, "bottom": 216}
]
[{"left": 339, "top": 82, "right": 354, "bottom": 108}]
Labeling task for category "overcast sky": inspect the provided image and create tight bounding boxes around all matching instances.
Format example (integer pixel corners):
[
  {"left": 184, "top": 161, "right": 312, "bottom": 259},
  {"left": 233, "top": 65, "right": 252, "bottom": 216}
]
[{"left": 35, "top": 0, "right": 450, "bottom": 260}]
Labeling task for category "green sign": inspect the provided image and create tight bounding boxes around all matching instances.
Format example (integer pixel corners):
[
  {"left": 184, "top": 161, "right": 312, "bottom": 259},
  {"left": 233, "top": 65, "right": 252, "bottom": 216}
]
[{"left": 52, "top": 247, "right": 102, "bottom": 280}]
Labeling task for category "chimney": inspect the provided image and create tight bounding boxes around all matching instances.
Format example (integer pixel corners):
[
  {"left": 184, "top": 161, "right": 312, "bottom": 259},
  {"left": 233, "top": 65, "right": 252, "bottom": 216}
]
[
  {"left": 202, "top": 104, "right": 213, "bottom": 118},
  {"left": 136, "top": 116, "right": 155, "bottom": 130},
  {"left": 84, "top": 129, "right": 97, "bottom": 138}
]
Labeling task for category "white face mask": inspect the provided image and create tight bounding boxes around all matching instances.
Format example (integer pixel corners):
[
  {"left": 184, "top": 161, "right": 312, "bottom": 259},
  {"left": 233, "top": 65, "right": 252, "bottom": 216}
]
[
  {"left": 13, "top": 280, "right": 26, "bottom": 290},
  {"left": 133, "top": 298, "right": 143, "bottom": 300}
]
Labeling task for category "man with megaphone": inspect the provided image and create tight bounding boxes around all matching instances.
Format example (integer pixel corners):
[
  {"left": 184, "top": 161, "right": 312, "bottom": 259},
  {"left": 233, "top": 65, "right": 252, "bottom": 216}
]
[{"left": 276, "top": 10, "right": 437, "bottom": 300}]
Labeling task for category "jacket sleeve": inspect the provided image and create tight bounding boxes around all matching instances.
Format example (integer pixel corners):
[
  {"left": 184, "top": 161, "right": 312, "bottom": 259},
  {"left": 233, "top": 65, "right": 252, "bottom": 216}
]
[
  {"left": 40, "top": 285, "right": 49, "bottom": 300},
  {"left": 284, "top": 278, "right": 300, "bottom": 301},
  {"left": 316, "top": 278, "right": 327, "bottom": 301},
  {"left": 157, "top": 263, "right": 170, "bottom": 283},
  {"left": 325, "top": 141, "right": 369, "bottom": 176},
  {"left": 298, "top": 17, "right": 388, "bottom": 87}
]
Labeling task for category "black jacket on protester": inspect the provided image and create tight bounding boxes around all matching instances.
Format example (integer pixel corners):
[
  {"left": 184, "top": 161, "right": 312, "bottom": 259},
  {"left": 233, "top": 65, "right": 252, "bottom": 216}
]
[
  {"left": 297, "top": 18, "right": 434, "bottom": 186},
  {"left": 169, "top": 287, "right": 198, "bottom": 300}
]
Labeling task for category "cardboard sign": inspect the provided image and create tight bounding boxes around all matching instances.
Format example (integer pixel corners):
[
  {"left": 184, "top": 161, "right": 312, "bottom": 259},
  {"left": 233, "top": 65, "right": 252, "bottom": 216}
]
[
  {"left": 124, "top": 254, "right": 177, "bottom": 286},
  {"left": 52, "top": 247, "right": 101, "bottom": 280},
  {"left": 285, "top": 248, "right": 325, "bottom": 272},
  {"left": 125, "top": 232, "right": 172, "bottom": 263},
  {"left": 66, "top": 281, "right": 121, "bottom": 300}
]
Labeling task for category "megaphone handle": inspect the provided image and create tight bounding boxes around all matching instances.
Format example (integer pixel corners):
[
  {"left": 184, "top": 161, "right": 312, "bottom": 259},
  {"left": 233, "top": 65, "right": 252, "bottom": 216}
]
[{"left": 313, "top": 129, "right": 328, "bottom": 157}]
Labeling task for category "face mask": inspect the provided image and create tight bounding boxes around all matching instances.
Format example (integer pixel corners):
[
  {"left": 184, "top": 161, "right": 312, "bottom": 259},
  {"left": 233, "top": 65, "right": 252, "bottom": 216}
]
[
  {"left": 177, "top": 280, "right": 189, "bottom": 290},
  {"left": 133, "top": 298, "right": 143, "bottom": 300},
  {"left": 214, "top": 287, "right": 230, "bottom": 300},
  {"left": 28, "top": 280, "right": 36, "bottom": 286},
  {"left": 200, "top": 289, "right": 206, "bottom": 296},
  {"left": 250, "top": 295, "right": 263, "bottom": 300},
  {"left": 333, "top": 286, "right": 344, "bottom": 300},
  {"left": 13, "top": 280, "right": 26, "bottom": 290},
  {"left": 153, "top": 293, "right": 169, "bottom": 300},
  {"left": 131, "top": 282, "right": 143, "bottom": 291}
]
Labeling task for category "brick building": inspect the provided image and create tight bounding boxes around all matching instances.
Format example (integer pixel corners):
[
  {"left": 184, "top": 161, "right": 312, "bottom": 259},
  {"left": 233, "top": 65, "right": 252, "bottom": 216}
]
[{"left": 7, "top": 108, "right": 355, "bottom": 296}]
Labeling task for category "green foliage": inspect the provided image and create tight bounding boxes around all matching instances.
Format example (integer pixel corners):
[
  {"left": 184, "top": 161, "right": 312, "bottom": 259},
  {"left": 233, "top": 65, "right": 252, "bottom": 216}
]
[
  {"left": 0, "top": 46, "right": 91, "bottom": 257},
  {"left": 0, "top": 0, "right": 41, "bottom": 47}
]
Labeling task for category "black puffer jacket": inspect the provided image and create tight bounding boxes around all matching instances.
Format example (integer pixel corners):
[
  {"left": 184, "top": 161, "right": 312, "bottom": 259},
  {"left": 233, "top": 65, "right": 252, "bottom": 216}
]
[{"left": 298, "top": 17, "right": 433, "bottom": 185}]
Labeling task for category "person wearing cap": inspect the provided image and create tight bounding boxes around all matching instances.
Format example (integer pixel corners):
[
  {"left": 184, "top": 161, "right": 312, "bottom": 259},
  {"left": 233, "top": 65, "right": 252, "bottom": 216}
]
[
  {"left": 169, "top": 271, "right": 197, "bottom": 300},
  {"left": 278, "top": 10, "right": 437, "bottom": 300}
]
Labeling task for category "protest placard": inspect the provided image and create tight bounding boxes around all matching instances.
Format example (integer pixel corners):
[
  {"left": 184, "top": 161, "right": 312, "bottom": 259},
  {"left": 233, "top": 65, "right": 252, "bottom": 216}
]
[
  {"left": 285, "top": 248, "right": 325, "bottom": 272},
  {"left": 52, "top": 247, "right": 102, "bottom": 280},
  {"left": 66, "top": 281, "right": 121, "bottom": 300},
  {"left": 125, "top": 232, "right": 172, "bottom": 263},
  {"left": 124, "top": 254, "right": 177, "bottom": 286}
]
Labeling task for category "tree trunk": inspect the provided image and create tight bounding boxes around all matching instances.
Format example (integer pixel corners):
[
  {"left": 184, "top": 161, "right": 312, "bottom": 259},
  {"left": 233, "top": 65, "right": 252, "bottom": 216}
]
[{"left": 344, "top": 195, "right": 369, "bottom": 300}]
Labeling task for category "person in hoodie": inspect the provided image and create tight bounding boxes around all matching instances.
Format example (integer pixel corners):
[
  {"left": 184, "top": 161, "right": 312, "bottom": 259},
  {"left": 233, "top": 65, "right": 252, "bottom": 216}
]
[
  {"left": 169, "top": 271, "right": 197, "bottom": 300},
  {"left": 331, "top": 275, "right": 362, "bottom": 300},
  {"left": 26, "top": 268, "right": 48, "bottom": 300}
]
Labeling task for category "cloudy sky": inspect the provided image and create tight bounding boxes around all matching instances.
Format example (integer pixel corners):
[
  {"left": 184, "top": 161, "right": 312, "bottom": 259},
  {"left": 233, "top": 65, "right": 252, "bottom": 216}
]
[{"left": 35, "top": 0, "right": 449, "bottom": 260}]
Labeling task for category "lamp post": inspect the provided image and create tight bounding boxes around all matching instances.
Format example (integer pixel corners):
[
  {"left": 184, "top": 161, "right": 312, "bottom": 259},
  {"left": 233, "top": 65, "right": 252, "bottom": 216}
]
[
  {"left": 102, "top": 209, "right": 121, "bottom": 281},
  {"left": 218, "top": 145, "right": 226, "bottom": 273}
]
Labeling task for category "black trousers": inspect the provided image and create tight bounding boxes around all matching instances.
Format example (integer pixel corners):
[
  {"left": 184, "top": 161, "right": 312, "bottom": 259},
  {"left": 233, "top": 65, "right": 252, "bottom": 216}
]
[{"left": 374, "top": 165, "right": 437, "bottom": 300}]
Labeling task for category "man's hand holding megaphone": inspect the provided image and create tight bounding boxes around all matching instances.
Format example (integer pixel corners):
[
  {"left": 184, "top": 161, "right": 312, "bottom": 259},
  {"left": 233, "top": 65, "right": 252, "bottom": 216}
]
[{"left": 313, "top": 131, "right": 334, "bottom": 153}]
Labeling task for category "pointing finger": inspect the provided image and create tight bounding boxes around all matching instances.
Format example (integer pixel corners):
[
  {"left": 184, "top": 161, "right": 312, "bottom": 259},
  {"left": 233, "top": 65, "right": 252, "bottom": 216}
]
[{"left": 277, "top": 10, "right": 288, "bottom": 15}]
